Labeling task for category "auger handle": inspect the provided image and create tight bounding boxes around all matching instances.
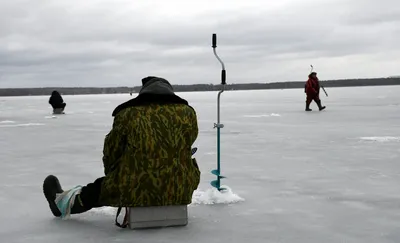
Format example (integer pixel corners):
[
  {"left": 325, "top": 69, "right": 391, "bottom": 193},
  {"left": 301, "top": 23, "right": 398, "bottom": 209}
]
[
  {"left": 212, "top": 34, "right": 217, "bottom": 48},
  {"left": 212, "top": 33, "right": 226, "bottom": 85}
]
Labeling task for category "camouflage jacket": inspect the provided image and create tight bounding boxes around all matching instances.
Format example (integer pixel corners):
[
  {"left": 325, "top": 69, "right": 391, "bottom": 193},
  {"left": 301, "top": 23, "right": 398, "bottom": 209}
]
[{"left": 98, "top": 77, "right": 200, "bottom": 207}]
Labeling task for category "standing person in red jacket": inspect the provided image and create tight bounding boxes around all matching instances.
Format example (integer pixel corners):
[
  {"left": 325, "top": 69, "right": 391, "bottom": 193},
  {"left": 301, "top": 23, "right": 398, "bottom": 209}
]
[{"left": 305, "top": 72, "right": 326, "bottom": 111}]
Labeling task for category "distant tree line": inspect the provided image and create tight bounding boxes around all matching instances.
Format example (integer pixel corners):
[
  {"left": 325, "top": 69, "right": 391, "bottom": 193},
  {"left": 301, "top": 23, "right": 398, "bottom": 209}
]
[{"left": 1, "top": 77, "right": 400, "bottom": 97}]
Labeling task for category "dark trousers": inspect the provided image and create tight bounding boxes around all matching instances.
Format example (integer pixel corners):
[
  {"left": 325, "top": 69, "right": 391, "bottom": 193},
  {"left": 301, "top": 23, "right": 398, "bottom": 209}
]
[
  {"left": 306, "top": 95, "right": 320, "bottom": 105},
  {"left": 79, "top": 177, "right": 105, "bottom": 209},
  {"left": 52, "top": 103, "right": 66, "bottom": 109}
]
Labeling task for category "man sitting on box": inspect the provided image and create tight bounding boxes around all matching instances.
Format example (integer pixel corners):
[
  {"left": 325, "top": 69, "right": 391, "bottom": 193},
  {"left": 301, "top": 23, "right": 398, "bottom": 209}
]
[{"left": 43, "top": 76, "right": 201, "bottom": 227}]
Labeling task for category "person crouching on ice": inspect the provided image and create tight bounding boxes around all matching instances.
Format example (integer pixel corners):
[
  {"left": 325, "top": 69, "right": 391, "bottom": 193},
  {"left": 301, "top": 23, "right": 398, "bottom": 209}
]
[
  {"left": 49, "top": 90, "right": 66, "bottom": 112},
  {"left": 43, "top": 76, "right": 201, "bottom": 226},
  {"left": 305, "top": 72, "right": 326, "bottom": 111}
]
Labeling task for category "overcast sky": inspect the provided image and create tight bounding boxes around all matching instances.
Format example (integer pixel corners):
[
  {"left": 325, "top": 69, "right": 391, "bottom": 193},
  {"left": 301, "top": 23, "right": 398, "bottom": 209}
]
[{"left": 0, "top": 0, "right": 399, "bottom": 88}]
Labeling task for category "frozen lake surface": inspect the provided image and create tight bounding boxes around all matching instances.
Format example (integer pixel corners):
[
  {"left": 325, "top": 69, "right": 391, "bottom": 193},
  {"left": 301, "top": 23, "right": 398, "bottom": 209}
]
[{"left": 1, "top": 86, "right": 400, "bottom": 243}]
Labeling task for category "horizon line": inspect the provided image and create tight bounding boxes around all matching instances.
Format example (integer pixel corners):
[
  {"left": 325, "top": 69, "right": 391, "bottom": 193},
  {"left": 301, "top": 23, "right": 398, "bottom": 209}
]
[{"left": 1, "top": 76, "right": 398, "bottom": 89}]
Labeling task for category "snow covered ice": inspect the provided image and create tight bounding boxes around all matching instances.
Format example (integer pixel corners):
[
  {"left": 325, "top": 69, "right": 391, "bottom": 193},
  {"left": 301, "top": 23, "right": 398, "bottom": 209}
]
[{"left": 1, "top": 86, "right": 400, "bottom": 243}]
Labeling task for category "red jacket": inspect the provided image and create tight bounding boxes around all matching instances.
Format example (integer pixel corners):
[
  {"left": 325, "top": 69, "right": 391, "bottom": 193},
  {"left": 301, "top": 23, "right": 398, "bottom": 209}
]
[{"left": 305, "top": 77, "right": 320, "bottom": 97}]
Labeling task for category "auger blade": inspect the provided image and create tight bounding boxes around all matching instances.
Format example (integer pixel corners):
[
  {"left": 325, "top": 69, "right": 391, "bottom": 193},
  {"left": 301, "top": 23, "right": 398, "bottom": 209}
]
[
  {"left": 211, "top": 180, "right": 227, "bottom": 191},
  {"left": 210, "top": 180, "right": 219, "bottom": 188},
  {"left": 211, "top": 169, "right": 219, "bottom": 175},
  {"left": 211, "top": 170, "right": 226, "bottom": 178}
]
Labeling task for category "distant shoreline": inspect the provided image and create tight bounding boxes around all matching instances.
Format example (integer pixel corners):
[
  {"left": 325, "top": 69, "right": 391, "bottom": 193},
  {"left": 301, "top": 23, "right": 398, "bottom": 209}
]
[{"left": 1, "top": 77, "right": 400, "bottom": 97}]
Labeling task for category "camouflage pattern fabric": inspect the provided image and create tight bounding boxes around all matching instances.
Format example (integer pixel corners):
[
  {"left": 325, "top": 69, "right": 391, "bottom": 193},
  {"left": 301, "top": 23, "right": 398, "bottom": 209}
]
[{"left": 98, "top": 78, "right": 200, "bottom": 207}]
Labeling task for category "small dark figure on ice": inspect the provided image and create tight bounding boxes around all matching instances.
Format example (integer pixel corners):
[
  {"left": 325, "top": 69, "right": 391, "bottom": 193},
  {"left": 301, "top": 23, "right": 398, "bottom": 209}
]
[
  {"left": 49, "top": 90, "right": 66, "bottom": 114},
  {"left": 304, "top": 72, "right": 326, "bottom": 112}
]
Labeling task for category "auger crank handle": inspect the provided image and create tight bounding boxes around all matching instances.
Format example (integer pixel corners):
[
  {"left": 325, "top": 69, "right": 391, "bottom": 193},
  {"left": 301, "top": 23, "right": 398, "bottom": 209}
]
[
  {"left": 221, "top": 70, "right": 226, "bottom": 85},
  {"left": 212, "top": 33, "right": 226, "bottom": 85},
  {"left": 212, "top": 33, "right": 217, "bottom": 48}
]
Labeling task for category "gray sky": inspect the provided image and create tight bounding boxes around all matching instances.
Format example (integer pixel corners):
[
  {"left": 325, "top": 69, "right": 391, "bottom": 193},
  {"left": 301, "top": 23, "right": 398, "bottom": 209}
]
[{"left": 0, "top": 0, "right": 399, "bottom": 88}]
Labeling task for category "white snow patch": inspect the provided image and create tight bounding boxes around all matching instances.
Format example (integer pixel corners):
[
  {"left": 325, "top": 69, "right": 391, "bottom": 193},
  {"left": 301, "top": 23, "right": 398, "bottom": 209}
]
[
  {"left": 0, "top": 120, "right": 15, "bottom": 124},
  {"left": 0, "top": 123, "right": 45, "bottom": 128},
  {"left": 359, "top": 136, "right": 400, "bottom": 142},
  {"left": 89, "top": 206, "right": 118, "bottom": 216},
  {"left": 244, "top": 113, "right": 281, "bottom": 118},
  {"left": 190, "top": 186, "right": 245, "bottom": 205},
  {"left": 244, "top": 114, "right": 270, "bottom": 118}
]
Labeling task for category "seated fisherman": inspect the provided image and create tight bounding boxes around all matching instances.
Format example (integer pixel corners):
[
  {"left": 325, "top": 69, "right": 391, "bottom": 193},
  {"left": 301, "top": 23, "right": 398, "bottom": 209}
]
[
  {"left": 43, "top": 76, "right": 201, "bottom": 227},
  {"left": 49, "top": 90, "right": 66, "bottom": 112}
]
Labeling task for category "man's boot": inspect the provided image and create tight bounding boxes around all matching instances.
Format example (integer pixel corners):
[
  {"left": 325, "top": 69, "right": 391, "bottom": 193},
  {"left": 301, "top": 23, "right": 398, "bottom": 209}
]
[
  {"left": 316, "top": 100, "right": 326, "bottom": 111},
  {"left": 305, "top": 102, "right": 312, "bottom": 111},
  {"left": 43, "top": 175, "right": 63, "bottom": 217},
  {"left": 43, "top": 175, "right": 89, "bottom": 217}
]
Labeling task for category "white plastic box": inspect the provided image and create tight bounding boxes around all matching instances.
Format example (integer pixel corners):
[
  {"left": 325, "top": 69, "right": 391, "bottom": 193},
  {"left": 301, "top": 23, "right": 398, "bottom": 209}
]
[
  {"left": 53, "top": 108, "right": 64, "bottom": 114},
  {"left": 128, "top": 205, "right": 188, "bottom": 229}
]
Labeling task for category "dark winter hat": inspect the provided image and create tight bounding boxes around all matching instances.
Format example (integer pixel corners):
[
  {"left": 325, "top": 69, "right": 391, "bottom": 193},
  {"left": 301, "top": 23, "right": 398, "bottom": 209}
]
[
  {"left": 141, "top": 76, "right": 158, "bottom": 86},
  {"left": 308, "top": 72, "right": 317, "bottom": 78},
  {"left": 139, "top": 76, "right": 174, "bottom": 95}
]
